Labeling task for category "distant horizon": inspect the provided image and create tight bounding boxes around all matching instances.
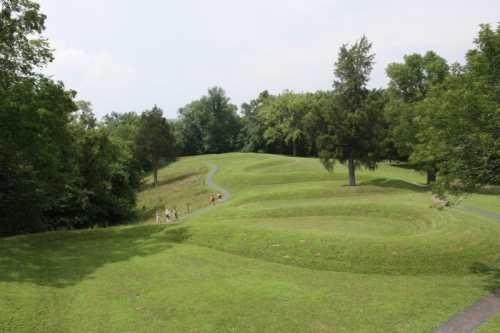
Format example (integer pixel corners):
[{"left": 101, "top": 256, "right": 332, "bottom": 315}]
[{"left": 39, "top": 0, "right": 500, "bottom": 118}]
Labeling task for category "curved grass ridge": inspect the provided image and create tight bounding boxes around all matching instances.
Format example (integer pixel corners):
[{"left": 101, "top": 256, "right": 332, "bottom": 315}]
[
  {"left": 2, "top": 153, "right": 500, "bottom": 332},
  {"left": 179, "top": 154, "right": 500, "bottom": 276}
]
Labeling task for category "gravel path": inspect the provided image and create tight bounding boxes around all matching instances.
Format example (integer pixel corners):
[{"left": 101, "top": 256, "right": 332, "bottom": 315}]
[
  {"left": 461, "top": 206, "right": 500, "bottom": 222},
  {"left": 433, "top": 206, "right": 500, "bottom": 332},
  {"left": 433, "top": 292, "right": 500, "bottom": 333},
  {"left": 178, "top": 163, "right": 229, "bottom": 220},
  {"left": 205, "top": 163, "right": 230, "bottom": 202}
]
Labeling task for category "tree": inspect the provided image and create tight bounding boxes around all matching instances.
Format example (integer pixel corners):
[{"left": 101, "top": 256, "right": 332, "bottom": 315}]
[
  {"left": 75, "top": 100, "right": 97, "bottom": 129},
  {"left": 0, "top": 0, "right": 53, "bottom": 86},
  {"left": 240, "top": 91, "right": 270, "bottom": 153},
  {"left": 417, "top": 24, "right": 500, "bottom": 195},
  {"left": 0, "top": 77, "right": 78, "bottom": 235},
  {"left": 176, "top": 87, "right": 240, "bottom": 155},
  {"left": 385, "top": 51, "right": 449, "bottom": 183},
  {"left": 259, "top": 91, "right": 310, "bottom": 156},
  {"left": 317, "top": 36, "right": 385, "bottom": 186},
  {"left": 0, "top": 0, "right": 144, "bottom": 235},
  {"left": 136, "top": 106, "right": 176, "bottom": 187}
]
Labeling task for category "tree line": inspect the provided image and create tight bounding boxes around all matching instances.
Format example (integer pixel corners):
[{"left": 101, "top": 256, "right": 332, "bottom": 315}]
[
  {"left": 0, "top": 0, "right": 177, "bottom": 235},
  {"left": 174, "top": 25, "right": 499, "bottom": 193},
  {"left": 1, "top": 0, "right": 498, "bottom": 236}
]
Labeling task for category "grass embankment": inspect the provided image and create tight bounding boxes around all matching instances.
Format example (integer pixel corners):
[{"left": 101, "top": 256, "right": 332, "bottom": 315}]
[
  {"left": 1, "top": 153, "right": 500, "bottom": 332},
  {"left": 136, "top": 161, "right": 210, "bottom": 221}
]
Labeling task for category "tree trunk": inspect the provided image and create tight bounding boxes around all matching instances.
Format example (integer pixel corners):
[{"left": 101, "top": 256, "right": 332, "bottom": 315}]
[
  {"left": 426, "top": 169, "right": 436, "bottom": 185},
  {"left": 153, "top": 167, "right": 158, "bottom": 188},
  {"left": 152, "top": 153, "right": 159, "bottom": 187},
  {"left": 348, "top": 149, "right": 356, "bottom": 186},
  {"left": 292, "top": 140, "right": 297, "bottom": 156}
]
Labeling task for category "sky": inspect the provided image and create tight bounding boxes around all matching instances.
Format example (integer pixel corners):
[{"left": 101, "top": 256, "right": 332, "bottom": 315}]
[{"left": 38, "top": 0, "right": 500, "bottom": 118}]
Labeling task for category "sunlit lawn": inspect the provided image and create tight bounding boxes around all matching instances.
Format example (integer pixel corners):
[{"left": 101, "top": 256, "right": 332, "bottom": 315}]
[{"left": 1, "top": 153, "right": 500, "bottom": 332}]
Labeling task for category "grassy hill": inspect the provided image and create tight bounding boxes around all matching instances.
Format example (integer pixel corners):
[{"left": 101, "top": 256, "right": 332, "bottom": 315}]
[{"left": 1, "top": 153, "right": 500, "bottom": 332}]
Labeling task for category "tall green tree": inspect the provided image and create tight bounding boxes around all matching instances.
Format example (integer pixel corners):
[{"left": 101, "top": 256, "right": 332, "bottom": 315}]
[
  {"left": 385, "top": 51, "right": 449, "bottom": 183},
  {"left": 0, "top": 78, "right": 78, "bottom": 235},
  {"left": 240, "top": 91, "right": 270, "bottom": 153},
  {"left": 177, "top": 87, "right": 240, "bottom": 155},
  {"left": 0, "top": 0, "right": 80, "bottom": 235},
  {"left": 0, "top": 0, "right": 53, "bottom": 85},
  {"left": 136, "top": 106, "right": 176, "bottom": 187},
  {"left": 417, "top": 24, "right": 500, "bottom": 195},
  {"left": 259, "top": 91, "right": 310, "bottom": 156},
  {"left": 317, "top": 36, "right": 385, "bottom": 186}
]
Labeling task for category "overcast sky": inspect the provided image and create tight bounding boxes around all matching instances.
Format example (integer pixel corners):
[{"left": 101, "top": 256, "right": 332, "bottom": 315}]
[{"left": 38, "top": 0, "right": 499, "bottom": 118}]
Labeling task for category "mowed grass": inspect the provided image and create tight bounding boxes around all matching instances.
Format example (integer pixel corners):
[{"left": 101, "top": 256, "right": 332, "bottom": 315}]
[
  {"left": 136, "top": 162, "right": 210, "bottom": 222},
  {"left": 1, "top": 153, "right": 500, "bottom": 332},
  {"left": 477, "top": 313, "right": 500, "bottom": 332}
]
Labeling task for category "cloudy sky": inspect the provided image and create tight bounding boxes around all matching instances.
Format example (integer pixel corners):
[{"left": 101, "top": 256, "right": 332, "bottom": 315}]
[{"left": 38, "top": 0, "right": 499, "bottom": 118}]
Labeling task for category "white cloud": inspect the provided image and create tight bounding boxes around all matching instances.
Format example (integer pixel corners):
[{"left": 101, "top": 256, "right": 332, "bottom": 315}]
[
  {"left": 38, "top": 0, "right": 500, "bottom": 118},
  {"left": 45, "top": 41, "right": 137, "bottom": 115}
]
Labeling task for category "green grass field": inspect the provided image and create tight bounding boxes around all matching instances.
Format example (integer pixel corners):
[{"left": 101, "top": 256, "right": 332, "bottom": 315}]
[{"left": 1, "top": 153, "right": 500, "bottom": 332}]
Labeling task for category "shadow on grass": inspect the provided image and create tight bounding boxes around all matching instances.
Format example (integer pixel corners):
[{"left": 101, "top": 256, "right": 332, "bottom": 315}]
[
  {"left": 476, "top": 186, "right": 500, "bottom": 196},
  {"left": 136, "top": 206, "right": 157, "bottom": 223},
  {"left": 140, "top": 172, "right": 200, "bottom": 191},
  {"left": 389, "top": 162, "right": 416, "bottom": 170},
  {"left": 0, "top": 224, "right": 191, "bottom": 288},
  {"left": 360, "top": 178, "right": 430, "bottom": 192},
  {"left": 471, "top": 262, "right": 500, "bottom": 293}
]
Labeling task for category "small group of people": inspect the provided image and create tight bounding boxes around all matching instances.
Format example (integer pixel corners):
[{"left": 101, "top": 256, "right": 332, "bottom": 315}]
[
  {"left": 208, "top": 192, "right": 223, "bottom": 205},
  {"left": 155, "top": 206, "right": 178, "bottom": 224}
]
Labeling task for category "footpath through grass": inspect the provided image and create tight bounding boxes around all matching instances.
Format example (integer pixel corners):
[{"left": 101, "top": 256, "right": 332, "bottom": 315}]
[{"left": 1, "top": 153, "right": 500, "bottom": 332}]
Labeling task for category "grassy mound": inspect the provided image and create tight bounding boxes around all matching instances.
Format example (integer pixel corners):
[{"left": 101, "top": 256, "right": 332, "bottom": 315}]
[
  {"left": 1, "top": 153, "right": 500, "bottom": 332},
  {"left": 179, "top": 154, "right": 500, "bottom": 276}
]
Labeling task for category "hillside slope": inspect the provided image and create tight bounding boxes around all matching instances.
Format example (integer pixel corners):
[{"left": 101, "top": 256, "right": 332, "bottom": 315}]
[{"left": 1, "top": 153, "right": 499, "bottom": 332}]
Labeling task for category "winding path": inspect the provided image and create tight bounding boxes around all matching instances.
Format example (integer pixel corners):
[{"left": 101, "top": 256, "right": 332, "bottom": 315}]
[
  {"left": 433, "top": 293, "right": 500, "bottom": 333},
  {"left": 461, "top": 206, "right": 500, "bottom": 222},
  {"left": 179, "top": 163, "right": 230, "bottom": 219}
]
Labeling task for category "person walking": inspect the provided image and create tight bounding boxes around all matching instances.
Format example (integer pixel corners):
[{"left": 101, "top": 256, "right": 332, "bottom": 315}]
[
  {"left": 165, "top": 207, "right": 171, "bottom": 223},
  {"left": 156, "top": 209, "right": 161, "bottom": 224}
]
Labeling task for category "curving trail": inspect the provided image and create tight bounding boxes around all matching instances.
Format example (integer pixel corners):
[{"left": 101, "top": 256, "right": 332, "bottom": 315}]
[
  {"left": 433, "top": 293, "right": 500, "bottom": 333},
  {"left": 461, "top": 206, "right": 500, "bottom": 222},
  {"left": 205, "top": 163, "right": 230, "bottom": 203},
  {"left": 179, "top": 163, "right": 230, "bottom": 219}
]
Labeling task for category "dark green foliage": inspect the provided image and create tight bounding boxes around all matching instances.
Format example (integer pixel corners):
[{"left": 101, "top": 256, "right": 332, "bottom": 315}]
[
  {"left": 0, "top": 0, "right": 143, "bottom": 235},
  {"left": 239, "top": 90, "right": 333, "bottom": 157},
  {"left": 385, "top": 51, "right": 449, "bottom": 182},
  {"left": 135, "top": 106, "right": 176, "bottom": 187},
  {"left": 317, "top": 36, "right": 385, "bottom": 186},
  {"left": 240, "top": 91, "right": 270, "bottom": 153},
  {"left": 0, "top": 0, "right": 53, "bottom": 85},
  {"left": 0, "top": 77, "right": 78, "bottom": 235},
  {"left": 418, "top": 24, "right": 500, "bottom": 195},
  {"left": 176, "top": 87, "right": 241, "bottom": 155}
]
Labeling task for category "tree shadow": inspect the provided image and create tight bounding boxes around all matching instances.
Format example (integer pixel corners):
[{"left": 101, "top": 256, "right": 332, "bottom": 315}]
[
  {"left": 389, "top": 162, "right": 416, "bottom": 170},
  {"left": 0, "top": 224, "right": 191, "bottom": 288},
  {"left": 360, "top": 178, "right": 430, "bottom": 192},
  {"left": 140, "top": 172, "right": 199, "bottom": 191},
  {"left": 136, "top": 206, "right": 157, "bottom": 223},
  {"left": 476, "top": 186, "right": 500, "bottom": 196},
  {"left": 470, "top": 262, "right": 500, "bottom": 293}
]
